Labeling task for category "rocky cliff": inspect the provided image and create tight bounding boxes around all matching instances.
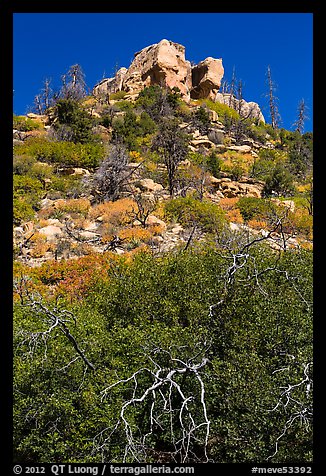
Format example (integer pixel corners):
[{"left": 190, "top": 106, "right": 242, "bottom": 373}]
[
  {"left": 93, "top": 39, "right": 263, "bottom": 122},
  {"left": 93, "top": 39, "right": 223, "bottom": 102}
]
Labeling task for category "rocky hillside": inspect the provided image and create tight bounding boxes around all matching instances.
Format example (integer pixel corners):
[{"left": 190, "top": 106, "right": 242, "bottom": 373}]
[
  {"left": 13, "top": 40, "right": 313, "bottom": 465},
  {"left": 93, "top": 39, "right": 264, "bottom": 120},
  {"left": 13, "top": 40, "right": 313, "bottom": 268}
]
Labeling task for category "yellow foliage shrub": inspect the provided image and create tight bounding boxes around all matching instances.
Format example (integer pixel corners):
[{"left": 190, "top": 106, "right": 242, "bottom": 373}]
[
  {"left": 57, "top": 198, "right": 91, "bottom": 217},
  {"left": 129, "top": 151, "right": 143, "bottom": 163},
  {"left": 288, "top": 209, "right": 313, "bottom": 240},
  {"left": 29, "top": 232, "right": 47, "bottom": 243}
]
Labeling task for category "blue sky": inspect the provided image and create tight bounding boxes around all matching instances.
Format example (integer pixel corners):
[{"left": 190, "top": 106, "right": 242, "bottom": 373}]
[{"left": 13, "top": 13, "right": 313, "bottom": 132}]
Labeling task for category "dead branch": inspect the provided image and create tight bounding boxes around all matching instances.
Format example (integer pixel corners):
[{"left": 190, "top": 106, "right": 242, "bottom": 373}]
[
  {"left": 93, "top": 345, "right": 211, "bottom": 463},
  {"left": 14, "top": 278, "right": 95, "bottom": 371}
]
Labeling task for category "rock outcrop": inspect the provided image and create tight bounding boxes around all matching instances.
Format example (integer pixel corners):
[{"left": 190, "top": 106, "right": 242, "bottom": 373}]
[
  {"left": 93, "top": 39, "right": 220, "bottom": 102},
  {"left": 122, "top": 40, "right": 192, "bottom": 98},
  {"left": 214, "top": 92, "right": 265, "bottom": 123},
  {"left": 191, "top": 57, "right": 224, "bottom": 100},
  {"left": 93, "top": 40, "right": 264, "bottom": 121}
]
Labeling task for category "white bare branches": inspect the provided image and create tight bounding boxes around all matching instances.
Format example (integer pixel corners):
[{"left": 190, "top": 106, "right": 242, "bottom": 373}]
[
  {"left": 93, "top": 345, "right": 211, "bottom": 463},
  {"left": 14, "top": 277, "right": 95, "bottom": 371},
  {"left": 266, "top": 359, "right": 313, "bottom": 460}
]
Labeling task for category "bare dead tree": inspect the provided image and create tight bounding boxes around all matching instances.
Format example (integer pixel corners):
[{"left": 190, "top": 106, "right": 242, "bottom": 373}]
[
  {"left": 293, "top": 98, "right": 309, "bottom": 135},
  {"left": 33, "top": 94, "right": 44, "bottom": 115},
  {"left": 14, "top": 277, "right": 95, "bottom": 371},
  {"left": 266, "top": 65, "right": 282, "bottom": 129},
  {"left": 60, "top": 64, "right": 87, "bottom": 101},
  {"left": 129, "top": 192, "right": 159, "bottom": 228},
  {"left": 93, "top": 344, "right": 211, "bottom": 463},
  {"left": 87, "top": 143, "right": 130, "bottom": 202},
  {"left": 303, "top": 179, "right": 313, "bottom": 216},
  {"left": 42, "top": 78, "right": 53, "bottom": 110},
  {"left": 33, "top": 78, "right": 54, "bottom": 114},
  {"left": 210, "top": 207, "right": 311, "bottom": 317},
  {"left": 266, "top": 358, "right": 313, "bottom": 461},
  {"left": 228, "top": 66, "right": 237, "bottom": 109}
]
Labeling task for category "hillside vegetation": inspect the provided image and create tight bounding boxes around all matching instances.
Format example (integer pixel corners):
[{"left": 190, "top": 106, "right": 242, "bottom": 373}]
[{"left": 13, "top": 67, "right": 313, "bottom": 464}]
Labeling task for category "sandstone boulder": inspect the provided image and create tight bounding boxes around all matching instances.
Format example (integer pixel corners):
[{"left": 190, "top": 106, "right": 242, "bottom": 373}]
[
  {"left": 191, "top": 57, "right": 224, "bottom": 100},
  {"left": 145, "top": 215, "right": 167, "bottom": 230},
  {"left": 92, "top": 39, "right": 266, "bottom": 119},
  {"left": 93, "top": 67, "right": 128, "bottom": 97},
  {"left": 135, "top": 178, "right": 163, "bottom": 193},
  {"left": 210, "top": 178, "right": 263, "bottom": 198},
  {"left": 214, "top": 92, "right": 265, "bottom": 123},
  {"left": 38, "top": 225, "right": 63, "bottom": 242},
  {"left": 226, "top": 144, "right": 252, "bottom": 153},
  {"left": 123, "top": 39, "right": 192, "bottom": 98}
]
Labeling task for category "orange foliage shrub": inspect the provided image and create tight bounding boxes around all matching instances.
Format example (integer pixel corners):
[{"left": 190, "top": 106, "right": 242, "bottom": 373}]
[
  {"left": 89, "top": 198, "right": 135, "bottom": 226},
  {"left": 219, "top": 197, "right": 240, "bottom": 211},
  {"left": 225, "top": 208, "right": 244, "bottom": 224},
  {"left": 20, "top": 253, "right": 120, "bottom": 302},
  {"left": 39, "top": 198, "right": 91, "bottom": 219},
  {"left": 118, "top": 227, "right": 152, "bottom": 243},
  {"left": 218, "top": 197, "right": 243, "bottom": 223},
  {"left": 247, "top": 219, "right": 268, "bottom": 230}
]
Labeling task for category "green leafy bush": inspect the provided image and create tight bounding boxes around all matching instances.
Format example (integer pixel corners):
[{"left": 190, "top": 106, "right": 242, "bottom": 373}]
[
  {"left": 263, "top": 164, "right": 296, "bottom": 197},
  {"left": 13, "top": 155, "right": 36, "bottom": 175},
  {"left": 199, "top": 99, "right": 241, "bottom": 122},
  {"left": 110, "top": 90, "right": 127, "bottom": 100},
  {"left": 237, "top": 196, "right": 276, "bottom": 222},
  {"left": 112, "top": 110, "right": 156, "bottom": 150},
  {"left": 14, "top": 138, "right": 105, "bottom": 169},
  {"left": 52, "top": 99, "right": 96, "bottom": 143},
  {"left": 13, "top": 175, "right": 44, "bottom": 224},
  {"left": 164, "top": 196, "right": 226, "bottom": 232},
  {"left": 13, "top": 245, "right": 312, "bottom": 462},
  {"left": 13, "top": 198, "right": 36, "bottom": 224},
  {"left": 13, "top": 115, "right": 43, "bottom": 131}
]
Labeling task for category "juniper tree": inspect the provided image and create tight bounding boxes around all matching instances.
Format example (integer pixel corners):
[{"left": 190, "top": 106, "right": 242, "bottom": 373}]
[{"left": 152, "top": 117, "right": 190, "bottom": 197}]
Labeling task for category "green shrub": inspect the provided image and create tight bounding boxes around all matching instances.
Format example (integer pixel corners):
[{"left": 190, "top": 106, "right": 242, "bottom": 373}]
[
  {"left": 29, "top": 162, "right": 54, "bottom": 180},
  {"left": 135, "top": 85, "right": 162, "bottom": 109},
  {"left": 110, "top": 90, "right": 127, "bottom": 100},
  {"left": 13, "top": 175, "right": 43, "bottom": 197},
  {"left": 52, "top": 99, "right": 96, "bottom": 143},
  {"left": 237, "top": 196, "right": 276, "bottom": 222},
  {"left": 13, "top": 175, "right": 44, "bottom": 224},
  {"left": 13, "top": 198, "right": 36, "bottom": 225},
  {"left": 13, "top": 245, "right": 312, "bottom": 462},
  {"left": 263, "top": 164, "right": 296, "bottom": 197},
  {"left": 164, "top": 196, "right": 226, "bottom": 232},
  {"left": 114, "top": 100, "right": 134, "bottom": 111},
  {"left": 112, "top": 110, "right": 156, "bottom": 150},
  {"left": 248, "top": 123, "right": 268, "bottom": 143},
  {"left": 206, "top": 151, "right": 222, "bottom": 178},
  {"left": 199, "top": 99, "right": 241, "bottom": 123},
  {"left": 13, "top": 115, "right": 43, "bottom": 131},
  {"left": 14, "top": 138, "right": 105, "bottom": 169},
  {"left": 13, "top": 155, "right": 36, "bottom": 175}
]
